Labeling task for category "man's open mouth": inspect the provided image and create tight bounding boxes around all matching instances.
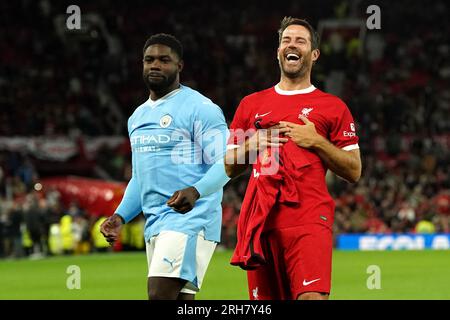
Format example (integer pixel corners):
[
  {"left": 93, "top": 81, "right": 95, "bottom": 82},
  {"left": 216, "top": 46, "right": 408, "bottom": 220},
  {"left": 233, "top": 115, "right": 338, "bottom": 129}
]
[{"left": 286, "top": 53, "right": 300, "bottom": 61}]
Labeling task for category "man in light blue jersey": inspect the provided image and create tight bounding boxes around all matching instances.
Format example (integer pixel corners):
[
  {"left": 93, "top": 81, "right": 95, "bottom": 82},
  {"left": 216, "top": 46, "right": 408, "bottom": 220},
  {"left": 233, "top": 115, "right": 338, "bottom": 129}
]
[{"left": 100, "top": 34, "right": 230, "bottom": 300}]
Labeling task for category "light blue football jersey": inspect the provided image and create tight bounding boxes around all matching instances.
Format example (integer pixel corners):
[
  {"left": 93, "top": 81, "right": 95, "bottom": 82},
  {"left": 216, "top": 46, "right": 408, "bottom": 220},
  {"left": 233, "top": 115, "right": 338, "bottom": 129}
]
[{"left": 118, "top": 85, "right": 228, "bottom": 242}]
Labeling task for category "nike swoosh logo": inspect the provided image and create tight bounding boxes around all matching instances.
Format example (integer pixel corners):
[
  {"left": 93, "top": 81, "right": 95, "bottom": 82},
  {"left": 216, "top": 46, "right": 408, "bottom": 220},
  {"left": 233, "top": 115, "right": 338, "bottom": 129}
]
[
  {"left": 255, "top": 111, "right": 272, "bottom": 118},
  {"left": 303, "top": 278, "right": 321, "bottom": 286}
]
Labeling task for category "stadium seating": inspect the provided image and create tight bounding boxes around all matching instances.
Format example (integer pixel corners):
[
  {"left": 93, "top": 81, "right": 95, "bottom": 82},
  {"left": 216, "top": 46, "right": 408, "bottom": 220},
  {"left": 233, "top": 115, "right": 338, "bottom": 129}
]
[{"left": 0, "top": 0, "right": 448, "bottom": 257}]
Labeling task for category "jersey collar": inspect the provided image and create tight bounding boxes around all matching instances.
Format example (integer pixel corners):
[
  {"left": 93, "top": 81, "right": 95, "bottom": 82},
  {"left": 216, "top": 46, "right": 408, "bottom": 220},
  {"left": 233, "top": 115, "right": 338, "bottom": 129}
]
[
  {"left": 148, "top": 86, "right": 183, "bottom": 108},
  {"left": 274, "top": 84, "right": 316, "bottom": 95}
]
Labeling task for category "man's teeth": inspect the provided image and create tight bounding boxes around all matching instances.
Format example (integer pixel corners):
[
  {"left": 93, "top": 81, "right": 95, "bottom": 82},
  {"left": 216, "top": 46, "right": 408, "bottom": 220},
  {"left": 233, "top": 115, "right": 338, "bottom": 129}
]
[{"left": 286, "top": 53, "right": 300, "bottom": 60}]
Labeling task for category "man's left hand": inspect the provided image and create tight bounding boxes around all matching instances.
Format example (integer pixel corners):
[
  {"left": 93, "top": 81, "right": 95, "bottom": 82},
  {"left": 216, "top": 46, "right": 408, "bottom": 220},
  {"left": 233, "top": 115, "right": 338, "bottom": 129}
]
[
  {"left": 167, "top": 186, "right": 200, "bottom": 214},
  {"left": 279, "top": 116, "right": 324, "bottom": 149}
]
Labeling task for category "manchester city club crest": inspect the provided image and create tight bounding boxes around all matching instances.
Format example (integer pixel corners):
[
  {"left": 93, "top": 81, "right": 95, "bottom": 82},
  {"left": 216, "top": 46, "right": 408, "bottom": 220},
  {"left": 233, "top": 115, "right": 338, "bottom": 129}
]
[{"left": 160, "top": 114, "right": 172, "bottom": 128}]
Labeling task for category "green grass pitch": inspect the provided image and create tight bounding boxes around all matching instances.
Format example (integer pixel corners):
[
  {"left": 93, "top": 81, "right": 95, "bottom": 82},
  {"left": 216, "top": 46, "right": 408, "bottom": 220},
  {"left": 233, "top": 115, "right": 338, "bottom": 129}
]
[{"left": 0, "top": 250, "right": 449, "bottom": 299}]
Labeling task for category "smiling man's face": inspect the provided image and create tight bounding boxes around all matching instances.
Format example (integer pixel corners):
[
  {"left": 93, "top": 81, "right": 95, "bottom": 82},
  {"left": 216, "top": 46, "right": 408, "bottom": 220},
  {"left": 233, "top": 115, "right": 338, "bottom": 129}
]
[{"left": 277, "top": 24, "right": 319, "bottom": 79}]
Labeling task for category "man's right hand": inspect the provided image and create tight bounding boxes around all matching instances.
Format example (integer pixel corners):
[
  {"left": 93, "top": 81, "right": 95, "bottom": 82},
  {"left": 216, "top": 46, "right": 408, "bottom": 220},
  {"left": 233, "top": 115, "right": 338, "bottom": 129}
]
[
  {"left": 224, "top": 125, "right": 288, "bottom": 178},
  {"left": 100, "top": 214, "right": 124, "bottom": 245},
  {"left": 247, "top": 125, "right": 289, "bottom": 152}
]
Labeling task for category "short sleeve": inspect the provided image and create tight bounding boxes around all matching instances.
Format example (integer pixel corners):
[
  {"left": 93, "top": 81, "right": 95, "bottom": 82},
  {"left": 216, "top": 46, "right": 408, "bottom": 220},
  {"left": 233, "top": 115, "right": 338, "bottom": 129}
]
[
  {"left": 227, "top": 98, "right": 251, "bottom": 147},
  {"left": 329, "top": 102, "right": 359, "bottom": 151}
]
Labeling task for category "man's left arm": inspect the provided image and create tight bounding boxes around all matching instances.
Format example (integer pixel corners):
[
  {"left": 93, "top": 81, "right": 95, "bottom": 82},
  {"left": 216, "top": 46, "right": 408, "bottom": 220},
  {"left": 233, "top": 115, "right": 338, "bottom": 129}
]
[
  {"left": 166, "top": 161, "right": 230, "bottom": 213},
  {"left": 280, "top": 115, "right": 361, "bottom": 183},
  {"left": 167, "top": 102, "right": 231, "bottom": 213},
  {"left": 310, "top": 136, "right": 361, "bottom": 183}
]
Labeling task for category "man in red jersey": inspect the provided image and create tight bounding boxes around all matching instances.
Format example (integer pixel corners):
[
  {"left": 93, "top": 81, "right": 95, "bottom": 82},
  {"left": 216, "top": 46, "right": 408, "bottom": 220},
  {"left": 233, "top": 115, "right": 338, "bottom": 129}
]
[{"left": 224, "top": 17, "right": 361, "bottom": 300}]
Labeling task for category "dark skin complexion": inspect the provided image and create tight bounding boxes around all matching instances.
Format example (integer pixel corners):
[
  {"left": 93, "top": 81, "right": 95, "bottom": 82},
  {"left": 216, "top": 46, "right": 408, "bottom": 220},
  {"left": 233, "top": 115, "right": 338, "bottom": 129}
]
[
  {"left": 100, "top": 44, "right": 199, "bottom": 300},
  {"left": 142, "top": 44, "right": 183, "bottom": 100}
]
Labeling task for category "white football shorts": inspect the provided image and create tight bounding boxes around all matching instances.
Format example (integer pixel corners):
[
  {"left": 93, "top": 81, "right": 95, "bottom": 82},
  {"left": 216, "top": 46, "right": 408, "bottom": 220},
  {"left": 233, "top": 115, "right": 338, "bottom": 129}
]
[{"left": 146, "top": 230, "right": 217, "bottom": 294}]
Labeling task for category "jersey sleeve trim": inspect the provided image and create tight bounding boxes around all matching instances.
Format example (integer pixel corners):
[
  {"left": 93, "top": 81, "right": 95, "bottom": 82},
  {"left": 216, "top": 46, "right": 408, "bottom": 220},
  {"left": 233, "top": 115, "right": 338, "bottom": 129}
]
[{"left": 342, "top": 144, "right": 360, "bottom": 151}]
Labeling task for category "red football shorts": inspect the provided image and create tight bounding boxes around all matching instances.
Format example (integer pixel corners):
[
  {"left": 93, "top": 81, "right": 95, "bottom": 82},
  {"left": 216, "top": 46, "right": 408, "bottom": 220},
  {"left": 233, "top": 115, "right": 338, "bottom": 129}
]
[{"left": 246, "top": 224, "right": 332, "bottom": 300}]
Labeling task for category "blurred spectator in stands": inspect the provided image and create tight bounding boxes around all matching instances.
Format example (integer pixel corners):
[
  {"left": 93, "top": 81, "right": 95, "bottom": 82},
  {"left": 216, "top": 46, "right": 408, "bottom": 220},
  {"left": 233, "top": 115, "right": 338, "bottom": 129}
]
[
  {"left": 73, "top": 213, "right": 91, "bottom": 254},
  {"left": 0, "top": 162, "right": 5, "bottom": 196},
  {"left": 23, "top": 194, "right": 45, "bottom": 258},
  {"left": 38, "top": 197, "right": 51, "bottom": 255},
  {"left": 67, "top": 201, "right": 85, "bottom": 218},
  {"left": 91, "top": 216, "right": 111, "bottom": 252},
  {"left": 0, "top": 198, "right": 7, "bottom": 258},
  {"left": 60, "top": 214, "right": 75, "bottom": 255},
  {"left": 17, "top": 156, "right": 37, "bottom": 189},
  {"left": 349, "top": 202, "right": 368, "bottom": 233},
  {"left": 127, "top": 215, "right": 145, "bottom": 251},
  {"left": 334, "top": 205, "right": 352, "bottom": 234},
  {"left": 397, "top": 201, "right": 417, "bottom": 231},
  {"left": 0, "top": 1, "right": 448, "bottom": 255},
  {"left": 221, "top": 188, "right": 241, "bottom": 248},
  {"left": 6, "top": 201, "right": 24, "bottom": 258},
  {"left": 11, "top": 176, "right": 26, "bottom": 199},
  {"left": 366, "top": 216, "right": 389, "bottom": 234},
  {"left": 434, "top": 190, "right": 450, "bottom": 233}
]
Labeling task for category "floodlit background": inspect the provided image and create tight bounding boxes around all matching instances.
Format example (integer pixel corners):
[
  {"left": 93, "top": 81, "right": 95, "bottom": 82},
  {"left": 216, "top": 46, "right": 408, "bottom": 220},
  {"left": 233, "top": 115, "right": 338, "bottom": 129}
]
[{"left": 0, "top": 0, "right": 449, "bottom": 299}]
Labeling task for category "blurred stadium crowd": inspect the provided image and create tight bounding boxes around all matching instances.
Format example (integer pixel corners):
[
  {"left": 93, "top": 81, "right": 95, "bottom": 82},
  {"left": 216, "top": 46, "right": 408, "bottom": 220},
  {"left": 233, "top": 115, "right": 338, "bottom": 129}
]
[{"left": 0, "top": 0, "right": 449, "bottom": 257}]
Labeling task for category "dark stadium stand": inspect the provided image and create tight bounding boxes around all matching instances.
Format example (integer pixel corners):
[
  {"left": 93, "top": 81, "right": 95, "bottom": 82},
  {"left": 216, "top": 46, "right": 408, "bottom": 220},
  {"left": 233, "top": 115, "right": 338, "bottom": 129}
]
[{"left": 0, "top": 0, "right": 448, "bottom": 257}]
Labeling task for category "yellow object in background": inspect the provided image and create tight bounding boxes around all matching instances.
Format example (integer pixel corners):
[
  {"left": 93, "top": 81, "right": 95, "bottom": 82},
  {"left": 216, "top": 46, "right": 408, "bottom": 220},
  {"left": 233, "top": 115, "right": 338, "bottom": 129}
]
[
  {"left": 48, "top": 223, "right": 63, "bottom": 255},
  {"left": 415, "top": 220, "right": 436, "bottom": 234},
  {"left": 60, "top": 215, "right": 74, "bottom": 251},
  {"left": 92, "top": 217, "right": 110, "bottom": 249},
  {"left": 129, "top": 218, "right": 145, "bottom": 250},
  {"left": 22, "top": 227, "right": 33, "bottom": 249}
]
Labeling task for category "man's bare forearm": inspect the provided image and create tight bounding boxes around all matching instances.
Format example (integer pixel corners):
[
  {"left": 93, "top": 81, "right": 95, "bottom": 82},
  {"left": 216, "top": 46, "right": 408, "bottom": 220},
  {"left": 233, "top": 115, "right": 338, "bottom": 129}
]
[
  {"left": 312, "top": 137, "right": 361, "bottom": 183},
  {"left": 224, "top": 142, "right": 253, "bottom": 178},
  {"left": 224, "top": 127, "right": 288, "bottom": 178}
]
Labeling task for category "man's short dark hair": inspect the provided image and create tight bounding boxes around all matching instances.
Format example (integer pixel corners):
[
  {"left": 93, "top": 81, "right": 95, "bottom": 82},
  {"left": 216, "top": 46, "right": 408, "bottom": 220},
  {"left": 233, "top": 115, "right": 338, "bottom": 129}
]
[
  {"left": 143, "top": 33, "right": 183, "bottom": 60},
  {"left": 278, "top": 17, "right": 320, "bottom": 50}
]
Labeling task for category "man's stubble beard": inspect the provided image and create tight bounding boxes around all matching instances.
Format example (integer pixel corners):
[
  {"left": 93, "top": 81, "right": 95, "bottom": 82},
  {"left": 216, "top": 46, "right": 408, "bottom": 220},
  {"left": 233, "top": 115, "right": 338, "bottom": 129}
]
[
  {"left": 143, "top": 71, "right": 178, "bottom": 91},
  {"left": 279, "top": 52, "right": 312, "bottom": 80}
]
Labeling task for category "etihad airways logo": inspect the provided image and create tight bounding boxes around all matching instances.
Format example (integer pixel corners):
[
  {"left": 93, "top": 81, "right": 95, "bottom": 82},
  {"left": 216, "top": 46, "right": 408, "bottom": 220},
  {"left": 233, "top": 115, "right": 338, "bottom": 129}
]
[
  {"left": 128, "top": 122, "right": 283, "bottom": 172},
  {"left": 130, "top": 134, "right": 171, "bottom": 145}
]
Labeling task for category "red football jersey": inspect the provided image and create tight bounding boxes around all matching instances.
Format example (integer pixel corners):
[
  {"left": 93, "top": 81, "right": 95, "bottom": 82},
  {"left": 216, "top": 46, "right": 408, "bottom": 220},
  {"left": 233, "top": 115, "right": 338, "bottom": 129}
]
[{"left": 228, "top": 85, "right": 359, "bottom": 230}]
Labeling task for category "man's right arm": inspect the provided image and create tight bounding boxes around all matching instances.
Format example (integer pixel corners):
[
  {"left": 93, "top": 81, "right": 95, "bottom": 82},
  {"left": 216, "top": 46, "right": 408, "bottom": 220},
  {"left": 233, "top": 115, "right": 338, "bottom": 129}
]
[
  {"left": 100, "top": 176, "right": 142, "bottom": 245},
  {"left": 101, "top": 121, "right": 142, "bottom": 243},
  {"left": 115, "top": 119, "right": 142, "bottom": 223},
  {"left": 224, "top": 139, "right": 253, "bottom": 178},
  {"left": 115, "top": 176, "right": 142, "bottom": 223},
  {"left": 224, "top": 97, "right": 288, "bottom": 179}
]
